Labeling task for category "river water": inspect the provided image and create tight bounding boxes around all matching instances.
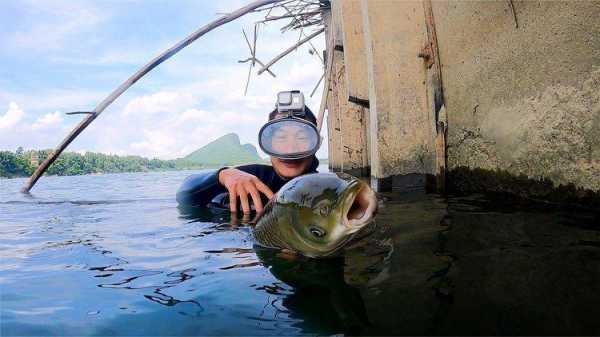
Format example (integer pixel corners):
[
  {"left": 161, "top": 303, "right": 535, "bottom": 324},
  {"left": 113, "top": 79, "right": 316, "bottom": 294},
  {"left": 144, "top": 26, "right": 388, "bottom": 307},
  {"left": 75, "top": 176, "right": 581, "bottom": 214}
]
[{"left": 1, "top": 170, "right": 599, "bottom": 335}]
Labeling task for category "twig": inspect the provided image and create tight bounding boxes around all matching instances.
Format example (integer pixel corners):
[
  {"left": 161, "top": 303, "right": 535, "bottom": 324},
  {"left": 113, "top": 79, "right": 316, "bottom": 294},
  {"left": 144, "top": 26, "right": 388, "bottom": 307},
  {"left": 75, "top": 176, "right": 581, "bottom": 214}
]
[
  {"left": 257, "top": 27, "right": 324, "bottom": 75},
  {"left": 310, "top": 73, "right": 324, "bottom": 97},
  {"left": 238, "top": 58, "right": 276, "bottom": 77},
  {"left": 21, "top": 0, "right": 284, "bottom": 193},
  {"left": 317, "top": 32, "right": 335, "bottom": 132},
  {"left": 65, "top": 111, "right": 94, "bottom": 115},
  {"left": 258, "top": 10, "right": 321, "bottom": 23},
  {"left": 252, "top": 24, "right": 258, "bottom": 66},
  {"left": 307, "top": 39, "right": 323, "bottom": 63},
  {"left": 241, "top": 29, "right": 254, "bottom": 95},
  {"left": 507, "top": 0, "right": 518, "bottom": 28},
  {"left": 252, "top": 0, "right": 297, "bottom": 13}
]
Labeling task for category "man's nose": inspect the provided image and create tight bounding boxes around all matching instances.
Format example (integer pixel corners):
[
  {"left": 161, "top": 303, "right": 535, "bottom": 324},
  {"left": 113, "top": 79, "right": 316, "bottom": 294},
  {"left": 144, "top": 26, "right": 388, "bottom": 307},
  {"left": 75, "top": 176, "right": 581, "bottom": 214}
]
[{"left": 287, "top": 139, "right": 300, "bottom": 152}]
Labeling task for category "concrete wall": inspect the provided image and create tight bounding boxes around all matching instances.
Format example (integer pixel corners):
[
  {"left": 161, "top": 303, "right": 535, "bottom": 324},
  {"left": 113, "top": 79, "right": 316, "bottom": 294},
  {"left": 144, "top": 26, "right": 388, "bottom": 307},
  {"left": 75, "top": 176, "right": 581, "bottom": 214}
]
[
  {"left": 361, "top": 0, "right": 437, "bottom": 191},
  {"left": 324, "top": 0, "right": 599, "bottom": 197},
  {"left": 433, "top": 0, "right": 600, "bottom": 192}
]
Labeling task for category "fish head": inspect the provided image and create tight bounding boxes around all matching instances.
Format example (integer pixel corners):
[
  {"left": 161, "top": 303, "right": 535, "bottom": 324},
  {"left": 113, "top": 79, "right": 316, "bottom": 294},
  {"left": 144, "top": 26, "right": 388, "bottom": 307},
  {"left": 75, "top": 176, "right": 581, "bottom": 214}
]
[{"left": 270, "top": 173, "right": 377, "bottom": 257}]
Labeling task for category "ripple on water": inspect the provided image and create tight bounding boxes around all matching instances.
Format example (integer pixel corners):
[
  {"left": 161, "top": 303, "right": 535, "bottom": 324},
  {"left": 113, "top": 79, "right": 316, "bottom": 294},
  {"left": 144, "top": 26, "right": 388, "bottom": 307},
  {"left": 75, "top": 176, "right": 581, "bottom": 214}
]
[{"left": 1, "top": 171, "right": 600, "bottom": 336}]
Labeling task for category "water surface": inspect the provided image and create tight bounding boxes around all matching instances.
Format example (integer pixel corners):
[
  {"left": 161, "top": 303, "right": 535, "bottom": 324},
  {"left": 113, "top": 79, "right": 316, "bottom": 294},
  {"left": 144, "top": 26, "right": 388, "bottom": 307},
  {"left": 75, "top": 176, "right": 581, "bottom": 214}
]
[{"left": 1, "top": 170, "right": 599, "bottom": 335}]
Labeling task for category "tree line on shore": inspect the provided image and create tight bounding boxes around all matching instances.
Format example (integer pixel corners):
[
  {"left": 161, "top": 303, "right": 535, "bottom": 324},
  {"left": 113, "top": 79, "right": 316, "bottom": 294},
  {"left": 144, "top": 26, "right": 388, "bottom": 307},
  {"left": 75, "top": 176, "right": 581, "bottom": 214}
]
[{"left": 0, "top": 148, "right": 205, "bottom": 178}]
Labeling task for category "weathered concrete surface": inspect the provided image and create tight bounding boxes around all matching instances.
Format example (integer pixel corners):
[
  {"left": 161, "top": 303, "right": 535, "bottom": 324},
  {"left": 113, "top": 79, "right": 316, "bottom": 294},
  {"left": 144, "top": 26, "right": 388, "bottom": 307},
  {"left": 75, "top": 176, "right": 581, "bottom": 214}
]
[
  {"left": 361, "top": 0, "right": 436, "bottom": 191},
  {"left": 323, "top": 8, "right": 342, "bottom": 172},
  {"left": 326, "top": 1, "right": 370, "bottom": 176},
  {"left": 433, "top": 0, "right": 600, "bottom": 192},
  {"left": 330, "top": 51, "right": 370, "bottom": 175},
  {"left": 340, "top": 0, "right": 370, "bottom": 103}
]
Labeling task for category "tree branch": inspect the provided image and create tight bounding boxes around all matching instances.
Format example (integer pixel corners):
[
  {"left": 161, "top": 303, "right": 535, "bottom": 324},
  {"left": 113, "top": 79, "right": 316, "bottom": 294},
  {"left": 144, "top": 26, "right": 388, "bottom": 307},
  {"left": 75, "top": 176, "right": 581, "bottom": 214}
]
[
  {"left": 257, "top": 27, "right": 324, "bottom": 75},
  {"left": 21, "top": 0, "right": 284, "bottom": 193}
]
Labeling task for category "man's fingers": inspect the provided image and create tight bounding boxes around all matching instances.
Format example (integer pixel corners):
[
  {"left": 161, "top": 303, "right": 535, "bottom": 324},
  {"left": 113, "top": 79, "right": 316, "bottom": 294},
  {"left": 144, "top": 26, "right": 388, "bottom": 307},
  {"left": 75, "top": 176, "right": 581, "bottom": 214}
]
[
  {"left": 238, "top": 186, "right": 251, "bottom": 214},
  {"left": 228, "top": 189, "right": 238, "bottom": 213},
  {"left": 249, "top": 186, "right": 264, "bottom": 213},
  {"left": 254, "top": 179, "right": 274, "bottom": 199}
]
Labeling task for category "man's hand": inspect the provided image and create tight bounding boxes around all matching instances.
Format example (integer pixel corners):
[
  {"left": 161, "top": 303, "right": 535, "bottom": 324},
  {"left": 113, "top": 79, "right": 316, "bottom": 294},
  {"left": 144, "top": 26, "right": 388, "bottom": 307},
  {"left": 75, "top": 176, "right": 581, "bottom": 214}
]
[{"left": 218, "top": 168, "right": 274, "bottom": 214}]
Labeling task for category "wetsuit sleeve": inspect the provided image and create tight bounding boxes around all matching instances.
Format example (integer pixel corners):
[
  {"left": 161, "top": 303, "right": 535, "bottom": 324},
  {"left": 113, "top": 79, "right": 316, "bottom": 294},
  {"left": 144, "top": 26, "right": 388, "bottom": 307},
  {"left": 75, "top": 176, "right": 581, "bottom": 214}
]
[
  {"left": 175, "top": 168, "right": 228, "bottom": 207},
  {"left": 176, "top": 158, "right": 319, "bottom": 208},
  {"left": 175, "top": 165, "right": 279, "bottom": 208}
]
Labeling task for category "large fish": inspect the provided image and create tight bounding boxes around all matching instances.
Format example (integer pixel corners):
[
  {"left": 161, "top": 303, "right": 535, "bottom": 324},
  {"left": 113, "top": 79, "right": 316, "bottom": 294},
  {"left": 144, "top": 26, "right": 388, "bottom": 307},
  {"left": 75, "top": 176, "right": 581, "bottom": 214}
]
[{"left": 253, "top": 173, "right": 378, "bottom": 258}]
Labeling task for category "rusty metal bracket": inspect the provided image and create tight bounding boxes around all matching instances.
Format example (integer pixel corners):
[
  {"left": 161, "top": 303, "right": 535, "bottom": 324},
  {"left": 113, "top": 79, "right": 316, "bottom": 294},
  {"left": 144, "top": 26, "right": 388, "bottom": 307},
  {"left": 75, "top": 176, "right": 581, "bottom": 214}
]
[{"left": 418, "top": 42, "right": 434, "bottom": 69}]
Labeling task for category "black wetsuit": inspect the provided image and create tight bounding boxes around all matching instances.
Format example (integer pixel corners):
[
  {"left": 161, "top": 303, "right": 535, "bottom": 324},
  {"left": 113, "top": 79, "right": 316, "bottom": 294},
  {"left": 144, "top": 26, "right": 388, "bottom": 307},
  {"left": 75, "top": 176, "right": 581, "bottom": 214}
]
[{"left": 176, "top": 158, "right": 319, "bottom": 209}]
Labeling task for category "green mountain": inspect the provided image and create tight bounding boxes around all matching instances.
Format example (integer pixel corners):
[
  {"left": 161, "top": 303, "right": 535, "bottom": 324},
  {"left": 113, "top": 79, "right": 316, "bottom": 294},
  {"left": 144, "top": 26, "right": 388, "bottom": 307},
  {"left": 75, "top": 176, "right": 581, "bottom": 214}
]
[{"left": 182, "top": 133, "right": 263, "bottom": 166}]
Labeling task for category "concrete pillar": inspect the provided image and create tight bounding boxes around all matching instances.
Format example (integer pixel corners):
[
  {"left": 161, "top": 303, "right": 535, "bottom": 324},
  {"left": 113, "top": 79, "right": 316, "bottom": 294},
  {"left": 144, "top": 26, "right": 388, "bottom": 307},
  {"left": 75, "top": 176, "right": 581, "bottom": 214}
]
[
  {"left": 361, "top": 0, "right": 436, "bottom": 191},
  {"left": 326, "top": 0, "right": 370, "bottom": 176},
  {"left": 339, "top": 0, "right": 370, "bottom": 104},
  {"left": 323, "top": 8, "right": 343, "bottom": 173}
]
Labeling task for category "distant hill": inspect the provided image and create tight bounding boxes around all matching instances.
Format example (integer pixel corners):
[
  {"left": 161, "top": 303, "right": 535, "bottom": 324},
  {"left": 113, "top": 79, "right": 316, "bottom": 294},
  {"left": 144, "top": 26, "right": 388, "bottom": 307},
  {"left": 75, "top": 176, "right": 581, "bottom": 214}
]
[{"left": 181, "top": 133, "right": 264, "bottom": 166}]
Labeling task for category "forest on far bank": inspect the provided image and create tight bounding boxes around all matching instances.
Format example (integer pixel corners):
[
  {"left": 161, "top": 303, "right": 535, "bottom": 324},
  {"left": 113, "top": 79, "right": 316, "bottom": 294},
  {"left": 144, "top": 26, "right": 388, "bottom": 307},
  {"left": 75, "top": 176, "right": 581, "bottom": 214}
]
[{"left": 0, "top": 148, "right": 200, "bottom": 178}]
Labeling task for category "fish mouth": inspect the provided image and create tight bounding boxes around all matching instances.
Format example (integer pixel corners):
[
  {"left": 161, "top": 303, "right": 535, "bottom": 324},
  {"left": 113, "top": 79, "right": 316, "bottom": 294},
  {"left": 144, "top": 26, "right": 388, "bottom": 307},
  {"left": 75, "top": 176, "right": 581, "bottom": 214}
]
[{"left": 342, "top": 180, "right": 377, "bottom": 233}]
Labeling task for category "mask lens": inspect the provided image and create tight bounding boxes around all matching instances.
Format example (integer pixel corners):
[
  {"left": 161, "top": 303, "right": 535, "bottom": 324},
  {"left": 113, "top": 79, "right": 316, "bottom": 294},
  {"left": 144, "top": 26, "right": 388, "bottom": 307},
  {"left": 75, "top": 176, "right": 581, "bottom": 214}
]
[{"left": 259, "top": 119, "right": 320, "bottom": 159}]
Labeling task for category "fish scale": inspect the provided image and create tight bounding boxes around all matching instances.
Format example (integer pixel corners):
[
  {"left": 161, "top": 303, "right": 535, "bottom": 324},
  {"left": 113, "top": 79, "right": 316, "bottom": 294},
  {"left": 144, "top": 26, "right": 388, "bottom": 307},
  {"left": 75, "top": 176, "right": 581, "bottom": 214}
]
[{"left": 252, "top": 173, "right": 378, "bottom": 258}]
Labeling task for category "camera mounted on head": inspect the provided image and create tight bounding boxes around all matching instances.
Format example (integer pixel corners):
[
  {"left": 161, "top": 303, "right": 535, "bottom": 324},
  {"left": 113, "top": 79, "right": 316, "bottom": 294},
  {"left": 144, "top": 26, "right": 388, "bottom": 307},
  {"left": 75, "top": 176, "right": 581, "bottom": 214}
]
[
  {"left": 276, "top": 90, "right": 306, "bottom": 116},
  {"left": 259, "top": 90, "right": 321, "bottom": 160}
]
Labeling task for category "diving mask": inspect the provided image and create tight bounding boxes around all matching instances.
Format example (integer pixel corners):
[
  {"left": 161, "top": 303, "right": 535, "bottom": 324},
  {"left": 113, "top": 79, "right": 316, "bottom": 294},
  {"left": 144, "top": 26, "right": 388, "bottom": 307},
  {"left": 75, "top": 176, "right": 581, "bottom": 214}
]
[{"left": 258, "top": 90, "right": 321, "bottom": 160}]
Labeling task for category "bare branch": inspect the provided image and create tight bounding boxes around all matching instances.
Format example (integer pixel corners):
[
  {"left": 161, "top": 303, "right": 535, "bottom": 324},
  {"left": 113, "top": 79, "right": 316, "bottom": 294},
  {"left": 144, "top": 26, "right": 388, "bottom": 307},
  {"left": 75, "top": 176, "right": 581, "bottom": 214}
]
[
  {"left": 307, "top": 39, "right": 323, "bottom": 63},
  {"left": 21, "top": 0, "right": 284, "bottom": 193},
  {"left": 257, "top": 27, "right": 324, "bottom": 75},
  {"left": 252, "top": 24, "right": 258, "bottom": 66},
  {"left": 65, "top": 111, "right": 94, "bottom": 115},
  {"left": 258, "top": 10, "right": 321, "bottom": 23},
  {"left": 242, "top": 29, "right": 255, "bottom": 61},
  {"left": 238, "top": 58, "right": 277, "bottom": 77},
  {"left": 310, "top": 72, "right": 324, "bottom": 97},
  {"left": 244, "top": 60, "right": 253, "bottom": 95},
  {"left": 507, "top": 0, "right": 518, "bottom": 28},
  {"left": 317, "top": 32, "right": 335, "bottom": 132}
]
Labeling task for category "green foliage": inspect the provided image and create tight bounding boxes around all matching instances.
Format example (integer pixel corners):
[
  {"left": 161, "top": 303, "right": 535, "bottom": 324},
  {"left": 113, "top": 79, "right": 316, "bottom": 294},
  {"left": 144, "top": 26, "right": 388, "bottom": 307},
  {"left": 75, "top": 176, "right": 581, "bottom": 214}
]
[
  {"left": 0, "top": 150, "right": 184, "bottom": 178},
  {"left": 0, "top": 133, "right": 265, "bottom": 178},
  {"left": 0, "top": 151, "right": 34, "bottom": 178}
]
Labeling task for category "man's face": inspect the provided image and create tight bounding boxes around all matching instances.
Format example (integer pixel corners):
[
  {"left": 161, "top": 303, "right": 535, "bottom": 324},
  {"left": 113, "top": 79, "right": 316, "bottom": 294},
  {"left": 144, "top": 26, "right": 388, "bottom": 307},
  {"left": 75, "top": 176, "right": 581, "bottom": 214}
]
[
  {"left": 270, "top": 124, "right": 312, "bottom": 154},
  {"left": 269, "top": 124, "right": 314, "bottom": 178},
  {"left": 271, "top": 156, "right": 313, "bottom": 179}
]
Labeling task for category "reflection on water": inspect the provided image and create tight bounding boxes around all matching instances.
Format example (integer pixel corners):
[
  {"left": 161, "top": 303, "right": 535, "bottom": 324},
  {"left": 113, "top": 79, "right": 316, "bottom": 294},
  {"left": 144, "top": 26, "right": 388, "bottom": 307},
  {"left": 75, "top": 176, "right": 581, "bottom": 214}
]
[
  {"left": 254, "top": 249, "right": 370, "bottom": 335},
  {"left": 1, "top": 171, "right": 599, "bottom": 335}
]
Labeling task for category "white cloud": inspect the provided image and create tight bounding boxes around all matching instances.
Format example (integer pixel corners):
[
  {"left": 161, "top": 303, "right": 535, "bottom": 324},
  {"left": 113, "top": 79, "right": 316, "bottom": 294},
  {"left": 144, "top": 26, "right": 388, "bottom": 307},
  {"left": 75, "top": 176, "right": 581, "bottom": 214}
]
[
  {"left": 50, "top": 49, "right": 151, "bottom": 66},
  {"left": 0, "top": 89, "right": 103, "bottom": 113},
  {"left": 31, "top": 111, "right": 64, "bottom": 130},
  {"left": 111, "top": 55, "right": 326, "bottom": 159},
  {"left": 130, "top": 129, "right": 179, "bottom": 159},
  {"left": 1, "top": 2, "right": 329, "bottom": 159},
  {"left": 9, "top": 1, "right": 107, "bottom": 52},
  {"left": 0, "top": 102, "right": 25, "bottom": 129},
  {"left": 123, "top": 91, "right": 197, "bottom": 117}
]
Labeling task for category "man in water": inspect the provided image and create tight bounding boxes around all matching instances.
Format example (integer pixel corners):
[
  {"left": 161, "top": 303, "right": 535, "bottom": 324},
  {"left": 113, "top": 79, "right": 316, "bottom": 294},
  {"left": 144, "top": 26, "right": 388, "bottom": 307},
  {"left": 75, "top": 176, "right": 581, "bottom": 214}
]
[{"left": 176, "top": 91, "right": 321, "bottom": 214}]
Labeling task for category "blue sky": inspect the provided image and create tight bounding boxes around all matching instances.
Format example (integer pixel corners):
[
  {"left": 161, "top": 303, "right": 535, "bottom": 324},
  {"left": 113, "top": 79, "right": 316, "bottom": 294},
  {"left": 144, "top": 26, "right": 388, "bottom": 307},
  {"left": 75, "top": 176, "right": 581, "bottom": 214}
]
[{"left": 0, "top": 0, "right": 326, "bottom": 159}]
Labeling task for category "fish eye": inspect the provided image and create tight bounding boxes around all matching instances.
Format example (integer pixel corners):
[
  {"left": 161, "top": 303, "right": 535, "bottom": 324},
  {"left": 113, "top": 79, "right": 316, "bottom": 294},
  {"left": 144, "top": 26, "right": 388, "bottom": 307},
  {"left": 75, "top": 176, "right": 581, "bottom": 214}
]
[
  {"left": 309, "top": 226, "right": 326, "bottom": 238},
  {"left": 319, "top": 207, "right": 329, "bottom": 217}
]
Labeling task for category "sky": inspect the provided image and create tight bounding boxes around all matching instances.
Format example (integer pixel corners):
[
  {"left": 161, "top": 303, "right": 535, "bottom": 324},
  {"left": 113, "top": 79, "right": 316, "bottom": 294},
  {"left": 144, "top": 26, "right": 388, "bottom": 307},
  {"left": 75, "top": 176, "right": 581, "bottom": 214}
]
[{"left": 0, "top": 0, "right": 327, "bottom": 160}]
